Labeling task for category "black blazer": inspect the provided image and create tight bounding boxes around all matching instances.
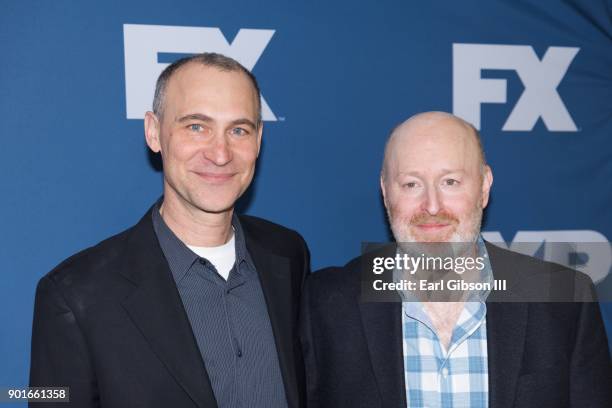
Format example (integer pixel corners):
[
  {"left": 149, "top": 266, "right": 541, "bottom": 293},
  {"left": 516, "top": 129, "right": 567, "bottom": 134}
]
[
  {"left": 300, "top": 242, "right": 612, "bottom": 408},
  {"left": 30, "top": 206, "right": 310, "bottom": 408}
]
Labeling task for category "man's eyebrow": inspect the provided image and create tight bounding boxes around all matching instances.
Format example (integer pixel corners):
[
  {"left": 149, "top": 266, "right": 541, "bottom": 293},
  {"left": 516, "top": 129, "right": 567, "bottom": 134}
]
[
  {"left": 397, "top": 169, "right": 465, "bottom": 177},
  {"left": 175, "top": 114, "right": 257, "bottom": 129},
  {"left": 229, "top": 118, "right": 258, "bottom": 129},
  {"left": 176, "top": 113, "right": 213, "bottom": 123}
]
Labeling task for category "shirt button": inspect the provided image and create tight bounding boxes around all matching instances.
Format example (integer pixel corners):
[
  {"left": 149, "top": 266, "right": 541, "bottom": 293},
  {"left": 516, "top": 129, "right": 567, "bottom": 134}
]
[
  {"left": 442, "top": 367, "right": 449, "bottom": 378},
  {"left": 199, "top": 258, "right": 207, "bottom": 266}
]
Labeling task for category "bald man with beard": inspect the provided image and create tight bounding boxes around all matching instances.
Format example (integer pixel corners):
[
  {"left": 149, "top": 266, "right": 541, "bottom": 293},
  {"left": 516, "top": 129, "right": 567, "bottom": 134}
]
[{"left": 300, "top": 112, "right": 611, "bottom": 408}]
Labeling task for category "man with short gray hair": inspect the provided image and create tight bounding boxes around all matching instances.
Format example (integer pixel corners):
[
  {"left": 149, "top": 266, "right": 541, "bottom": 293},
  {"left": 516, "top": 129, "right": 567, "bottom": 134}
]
[{"left": 30, "top": 53, "right": 309, "bottom": 408}]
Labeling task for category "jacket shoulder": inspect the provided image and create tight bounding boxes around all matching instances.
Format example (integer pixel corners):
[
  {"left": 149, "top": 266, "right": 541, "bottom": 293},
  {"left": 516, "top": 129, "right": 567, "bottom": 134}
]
[
  {"left": 308, "top": 255, "right": 363, "bottom": 295},
  {"left": 485, "top": 241, "right": 590, "bottom": 279},
  {"left": 485, "top": 241, "right": 596, "bottom": 301},
  {"left": 239, "top": 214, "right": 308, "bottom": 257},
  {"left": 41, "top": 223, "right": 138, "bottom": 297}
]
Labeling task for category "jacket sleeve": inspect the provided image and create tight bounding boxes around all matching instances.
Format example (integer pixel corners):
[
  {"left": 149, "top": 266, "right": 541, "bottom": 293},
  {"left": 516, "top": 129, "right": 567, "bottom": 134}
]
[
  {"left": 29, "top": 276, "right": 99, "bottom": 408},
  {"left": 299, "top": 277, "right": 321, "bottom": 408},
  {"left": 299, "top": 233, "right": 311, "bottom": 293},
  {"left": 569, "top": 300, "right": 612, "bottom": 407}
]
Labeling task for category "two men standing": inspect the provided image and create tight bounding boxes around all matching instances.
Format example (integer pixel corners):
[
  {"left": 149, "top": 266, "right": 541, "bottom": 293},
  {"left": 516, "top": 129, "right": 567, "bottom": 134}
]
[{"left": 30, "top": 54, "right": 611, "bottom": 407}]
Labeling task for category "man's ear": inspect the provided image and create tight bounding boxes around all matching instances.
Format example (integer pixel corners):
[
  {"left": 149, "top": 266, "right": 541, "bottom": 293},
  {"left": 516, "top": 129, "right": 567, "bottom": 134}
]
[
  {"left": 481, "top": 165, "right": 493, "bottom": 209},
  {"left": 380, "top": 174, "right": 389, "bottom": 209},
  {"left": 144, "top": 111, "right": 162, "bottom": 153},
  {"left": 256, "top": 122, "right": 263, "bottom": 158}
]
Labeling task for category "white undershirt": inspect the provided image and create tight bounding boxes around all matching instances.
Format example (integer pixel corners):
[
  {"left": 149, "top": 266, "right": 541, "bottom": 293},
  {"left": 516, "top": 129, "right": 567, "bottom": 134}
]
[{"left": 187, "top": 234, "right": 236, "bottom": 280}]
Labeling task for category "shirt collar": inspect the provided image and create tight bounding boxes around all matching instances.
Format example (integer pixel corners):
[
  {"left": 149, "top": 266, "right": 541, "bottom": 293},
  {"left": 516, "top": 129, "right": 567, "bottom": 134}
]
[
  {"left": 401, "top": 237, "right": 491, "bottom": 355},
  {"left": 399, "top": 235, "right": 494, "bottom": 314},
  {"left": 231, "top": 210, "right": 254, "bottom": 270},
  {"left": 151, "top": 198, "right": 254, "bottom": 283}
]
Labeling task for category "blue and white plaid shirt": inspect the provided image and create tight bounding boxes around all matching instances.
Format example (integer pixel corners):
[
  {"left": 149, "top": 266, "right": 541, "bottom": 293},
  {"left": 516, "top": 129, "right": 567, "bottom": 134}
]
[{"left": 401, "top": 238, "right": 491, "bottom": 408}]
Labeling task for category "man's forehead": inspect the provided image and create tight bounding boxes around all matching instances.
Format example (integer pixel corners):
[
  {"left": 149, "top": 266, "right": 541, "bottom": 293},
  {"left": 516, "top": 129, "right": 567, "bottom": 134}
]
[
  {"left": 390, "top": 149, "right": 473, "bottom": 176},
  {"left": 167, "top": 63, "right": 246, "bottom": 94},
  {"left": 171, "top": 61, "right": 220, "bottom": 80},
  {"left": 163, "top": 63, "right": 258, "bottom": 118},
  {"left": 397, "top": 114, "right": 473, "bottom": 143},
  {"left": 393, "top": 127, "right": 474, "bottom": 156},
  {"left": 169, "top": 61, "right": 253, "bottom": 91},
  {"left": 386, "top": 115, "right": 481, "bottom": 174}
]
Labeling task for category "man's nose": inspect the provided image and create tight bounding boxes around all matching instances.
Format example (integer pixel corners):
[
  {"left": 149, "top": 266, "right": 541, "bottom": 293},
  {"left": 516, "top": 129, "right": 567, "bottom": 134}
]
[
  {"left": 423, "top": 186, "right": 441, "bottom": 215},
  {"left": 204, "top": 133, "right": 232, "bottom": 166}
]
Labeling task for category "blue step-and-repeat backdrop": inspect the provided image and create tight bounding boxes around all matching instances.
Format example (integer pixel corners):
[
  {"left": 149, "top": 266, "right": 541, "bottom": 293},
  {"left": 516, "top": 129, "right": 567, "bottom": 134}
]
[{"left": 1, "top": 0, "right": 611, "bottom": 403}]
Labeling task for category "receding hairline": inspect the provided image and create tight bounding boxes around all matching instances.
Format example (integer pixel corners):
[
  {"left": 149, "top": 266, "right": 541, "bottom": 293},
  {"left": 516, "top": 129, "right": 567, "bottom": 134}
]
[
  {"left": 152, "top": 53, "right": 262, "bottom": 125},
  {"left": 381, "top": 112, "right": 487, "bottom": 180},
  {"left": 166, "top": 61, "right": 259, "bottom": 109}
]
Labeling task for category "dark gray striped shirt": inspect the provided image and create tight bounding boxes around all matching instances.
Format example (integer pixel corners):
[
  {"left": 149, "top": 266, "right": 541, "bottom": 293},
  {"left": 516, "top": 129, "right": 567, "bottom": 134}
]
[{"left": 152, "top": 205, "right": 287, "bottom": 408}]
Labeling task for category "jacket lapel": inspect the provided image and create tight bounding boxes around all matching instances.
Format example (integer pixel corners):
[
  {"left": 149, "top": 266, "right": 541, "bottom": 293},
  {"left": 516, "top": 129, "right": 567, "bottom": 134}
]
[
  {"left": 486, "top": 302, "right": 527, "bottom": 408},
  {"left": 355, "top": 242, "right": 528, "bottom": 408},
  {"left": 359, "top": 300, "right": 407, "bottom": 408},
  {"left": 119, "top": 211, "right": 217, "bottom": 408},
  {"left": 244, "top": 231, "right": 300, "bottom": 408},
  {"left": 485, "top": 243, "right": 528, "bottom": 408}
]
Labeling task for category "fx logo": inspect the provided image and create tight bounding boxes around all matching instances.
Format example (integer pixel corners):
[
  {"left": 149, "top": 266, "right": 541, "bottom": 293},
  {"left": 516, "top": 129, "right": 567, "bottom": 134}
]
[
  {"left": 453, "top": 43, "right": 579, "bottom": 131},
  {"left": 123, "top": 24, "right": 276, "bottom": 120}
]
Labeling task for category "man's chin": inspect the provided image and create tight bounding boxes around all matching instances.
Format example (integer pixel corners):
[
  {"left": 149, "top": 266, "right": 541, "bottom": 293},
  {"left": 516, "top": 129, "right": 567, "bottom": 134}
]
[
  {"left": 196, "top": 203, "right": 235, "bottom": 215},
  {"left": 392, "top": 225, "right": 481, "bottom": 243},
  {"left": 188, "top": 190, "right": 245, "bottom": 215},
  {"left": 187, "top": 195, "right": 238, "bottom": 215},
  {"left": 392, "top": 227, "right": 474, "bottom": 256}
]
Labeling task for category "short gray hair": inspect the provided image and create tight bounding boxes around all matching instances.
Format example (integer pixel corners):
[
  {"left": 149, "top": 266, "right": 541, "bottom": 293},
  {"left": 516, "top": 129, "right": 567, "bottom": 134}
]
[{"left": 152, "top": 52, "right": 262, "bottom": 124}]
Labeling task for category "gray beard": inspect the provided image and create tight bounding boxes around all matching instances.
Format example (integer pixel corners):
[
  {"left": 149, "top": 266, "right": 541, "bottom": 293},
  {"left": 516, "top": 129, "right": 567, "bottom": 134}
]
[{"left": 387, "top": 206, "right": 483, "bottom": 259}]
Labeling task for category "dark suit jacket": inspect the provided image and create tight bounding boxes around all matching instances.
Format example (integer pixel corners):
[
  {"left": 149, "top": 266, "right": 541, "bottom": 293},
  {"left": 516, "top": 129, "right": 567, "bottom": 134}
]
[
  {"left": 30, "top": 206, "right": 310, "bottom": 408},
  {"left": 300, "top": 242, "right": 612, "bottom": 408}
]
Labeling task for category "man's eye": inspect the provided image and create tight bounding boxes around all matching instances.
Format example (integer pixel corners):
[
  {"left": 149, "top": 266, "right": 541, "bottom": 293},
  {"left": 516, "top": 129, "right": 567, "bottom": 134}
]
[
  {"left": 230, "top": 127, "right": 248, "bottom": 136},
  {"left": 403, "top": 182, "right": 417, "bottom": 188},
  {"left": 189, "top": 124, "right": 204, "bottom": 132},
  {"left": 444, "top": 179, "right": 459, "bottom": 186}
]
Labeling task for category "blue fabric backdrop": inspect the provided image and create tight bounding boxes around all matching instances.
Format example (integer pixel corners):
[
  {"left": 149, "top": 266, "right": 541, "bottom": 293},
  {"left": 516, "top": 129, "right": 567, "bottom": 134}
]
[{"left": 1, "top": 1, "right": 610, "bottom": 405}]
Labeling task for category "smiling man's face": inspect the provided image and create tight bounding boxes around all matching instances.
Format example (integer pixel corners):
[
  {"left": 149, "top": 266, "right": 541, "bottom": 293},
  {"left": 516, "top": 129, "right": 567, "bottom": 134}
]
[
  {"left": 145, "top": 62, "right": 262, "bottom": 216},
  {"left": 381, "top": 112, "right": 492, "bottom": 244}
]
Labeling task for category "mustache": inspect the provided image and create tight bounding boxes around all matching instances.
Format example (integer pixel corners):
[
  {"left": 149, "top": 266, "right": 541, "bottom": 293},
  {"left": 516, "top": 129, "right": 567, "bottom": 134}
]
[{"left": 410, "top": 210, "right": 459, "bottom": 225}]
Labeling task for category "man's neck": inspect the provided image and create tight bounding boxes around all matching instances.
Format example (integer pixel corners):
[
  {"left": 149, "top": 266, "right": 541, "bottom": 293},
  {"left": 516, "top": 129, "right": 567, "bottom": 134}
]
[
  {"left": 160, "top": 195, "right": 234, "bottom": 248},
  {"left": 423, "top": 301, "right": 464, "bottom": 351}
]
